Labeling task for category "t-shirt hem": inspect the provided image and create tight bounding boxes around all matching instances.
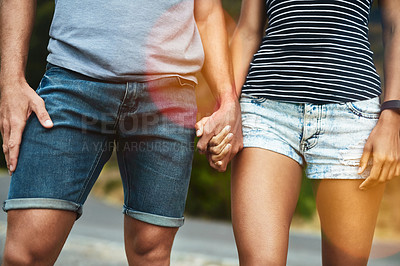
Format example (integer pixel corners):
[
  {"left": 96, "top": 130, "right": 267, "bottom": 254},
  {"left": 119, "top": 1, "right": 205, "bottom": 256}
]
[{"left": 47, "top": 57, "right": 198, "bottom": 85}]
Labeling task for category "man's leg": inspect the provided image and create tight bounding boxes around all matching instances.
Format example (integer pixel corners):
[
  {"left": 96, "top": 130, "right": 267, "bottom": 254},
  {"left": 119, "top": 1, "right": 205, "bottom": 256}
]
[
  {"left": 2, "top": 64, "right": 123, "bottom": 265},
  {"left": 116, "top": 77, "right": 197, "bottom": 265},
  {"left": 3, "top": 210, "right": 76, "bottom": 266},
  {"left": 124, "top": 217, "right": 178, "bottom": 265}
]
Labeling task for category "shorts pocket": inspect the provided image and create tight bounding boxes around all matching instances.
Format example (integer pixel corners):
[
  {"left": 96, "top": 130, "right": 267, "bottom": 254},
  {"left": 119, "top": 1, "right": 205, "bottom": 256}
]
[
  {"left": 344, "top": 97, "right": 380, "bottom": 119},
  {"left": 240, "top": 93, "right": 267, "bottom": 104}
]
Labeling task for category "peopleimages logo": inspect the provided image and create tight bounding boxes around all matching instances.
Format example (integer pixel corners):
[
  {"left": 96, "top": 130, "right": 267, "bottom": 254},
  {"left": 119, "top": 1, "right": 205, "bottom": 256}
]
[
  {"left": 81, "top": 140, "right": 196, "bottom": 153},
  {"left": 80, "top": 111, "right": 198, "bottom": 135}
]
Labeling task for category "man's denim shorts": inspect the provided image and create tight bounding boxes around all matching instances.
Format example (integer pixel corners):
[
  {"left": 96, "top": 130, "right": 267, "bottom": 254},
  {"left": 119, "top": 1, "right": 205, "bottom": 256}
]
[
  {"left": 3, "top": 64, "right": 197, "bottom": 227},
  {"left": 240, "top": 94, "right": 381, "bottom": 179}
]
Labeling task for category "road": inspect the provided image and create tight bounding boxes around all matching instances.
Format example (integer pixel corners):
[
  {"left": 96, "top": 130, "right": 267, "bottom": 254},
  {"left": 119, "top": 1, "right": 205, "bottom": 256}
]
[{"left": 0, "top": 175, "right": 399, "bottom": 265}]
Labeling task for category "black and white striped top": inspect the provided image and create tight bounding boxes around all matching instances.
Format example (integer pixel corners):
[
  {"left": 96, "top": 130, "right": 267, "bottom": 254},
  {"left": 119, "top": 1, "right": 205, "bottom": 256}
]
[{"left": 242, "top": 0, "right": 381, "bottom": 104}]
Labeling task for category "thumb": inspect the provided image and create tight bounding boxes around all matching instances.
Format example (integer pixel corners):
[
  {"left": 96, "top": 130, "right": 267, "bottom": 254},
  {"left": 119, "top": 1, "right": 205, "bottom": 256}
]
[
  {"left": 358, "top": 144, "right": 372, "bottom": 174},
  {"left": 195, "top": 117, "right": 209, "bottom": 137},
  {"left": 31, "top": 99, "right": 53, "bottom": 128}
]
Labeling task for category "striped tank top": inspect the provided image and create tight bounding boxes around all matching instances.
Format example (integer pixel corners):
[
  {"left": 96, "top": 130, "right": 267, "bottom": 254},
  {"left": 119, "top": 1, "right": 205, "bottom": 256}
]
[{"left": 242, "top": 0, "right": 381, "bottom": 104}]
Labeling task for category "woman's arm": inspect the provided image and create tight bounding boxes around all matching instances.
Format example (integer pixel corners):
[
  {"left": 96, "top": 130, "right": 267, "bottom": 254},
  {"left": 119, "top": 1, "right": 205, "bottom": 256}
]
[
  {"left": 358, "top": 0, "right": 400, "bottom": 190},
  {"left": 380, "top": 0, "right": 400, "bottom": 102},
  {"left": 205, "top": 0, "right": 266, "bottom": 164},
  {"left": 230, "top": 0, "right": 267, "bottom": 95}
]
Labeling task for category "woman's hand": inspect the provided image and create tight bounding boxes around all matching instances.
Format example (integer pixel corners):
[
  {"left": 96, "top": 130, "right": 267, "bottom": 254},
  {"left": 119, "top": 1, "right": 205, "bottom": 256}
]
[
  {"left": 207, "top": 125, "right": 234, "bottom": 167},
  {"left": 358, "top": 110, "right": 400, "bottom": 190}
]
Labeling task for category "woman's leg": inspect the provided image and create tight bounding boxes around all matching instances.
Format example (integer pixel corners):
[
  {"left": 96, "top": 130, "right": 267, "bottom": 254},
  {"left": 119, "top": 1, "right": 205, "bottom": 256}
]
[
  {"left": 312, "top": 179, "right": 385, "bottom": 266},
  {"left": 231, "top": 148, "right": 303, "bottom": 266}
]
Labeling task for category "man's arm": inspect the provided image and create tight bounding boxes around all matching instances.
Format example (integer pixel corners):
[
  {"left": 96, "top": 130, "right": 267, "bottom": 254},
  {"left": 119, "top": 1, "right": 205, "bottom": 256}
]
[
  {"left": 194, "top": 0, "right": 243, "bottom": 172},
  {"left": 0, "top": 0, "right": 53, "bottom": 174}
]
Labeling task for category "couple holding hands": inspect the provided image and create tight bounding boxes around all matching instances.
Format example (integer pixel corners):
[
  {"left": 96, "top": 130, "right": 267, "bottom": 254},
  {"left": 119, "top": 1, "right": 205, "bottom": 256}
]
[{"left": 1, "top": 0, "right": 399, "bottom": 265}]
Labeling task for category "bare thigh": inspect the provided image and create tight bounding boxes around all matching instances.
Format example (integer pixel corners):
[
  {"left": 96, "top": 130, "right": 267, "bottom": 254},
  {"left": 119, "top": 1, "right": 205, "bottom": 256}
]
[
  {"left": 3, "top": 209, "right": 76, "bottom": 265},
  {"left": 312, "top": 180, "right": 385, "bottom": 266},
  {"left": 231, "top": 148, "right": 303, "bottom": 266}
]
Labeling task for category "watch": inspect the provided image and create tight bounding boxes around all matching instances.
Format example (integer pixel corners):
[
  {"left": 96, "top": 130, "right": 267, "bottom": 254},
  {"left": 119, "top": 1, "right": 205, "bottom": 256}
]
[{"left": 380, "top": 100, "right": 400, "bottom": 114}]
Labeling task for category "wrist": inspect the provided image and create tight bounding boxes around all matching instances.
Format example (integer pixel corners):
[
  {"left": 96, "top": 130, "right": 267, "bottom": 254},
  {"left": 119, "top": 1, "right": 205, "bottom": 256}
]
[
  {"left": 379, "top": 109, "right": 400, "bottom": 128},
  {"left": 0, "top": 74, "right": 27, "bottom": 89},
  {"left": 215, "top": 88, "right": 239, "bottom": 108},
  {"left": 0, "top": 61, "right": 27, "bottom": 87},
  {"left": 380, "top": 100, "right": 400, "bottom": 114}
]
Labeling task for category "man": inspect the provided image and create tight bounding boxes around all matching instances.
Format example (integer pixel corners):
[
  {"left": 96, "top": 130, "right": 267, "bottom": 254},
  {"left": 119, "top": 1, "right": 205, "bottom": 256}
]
[{"left": 0, "top": 0, "right": 242, "bottom": 265}]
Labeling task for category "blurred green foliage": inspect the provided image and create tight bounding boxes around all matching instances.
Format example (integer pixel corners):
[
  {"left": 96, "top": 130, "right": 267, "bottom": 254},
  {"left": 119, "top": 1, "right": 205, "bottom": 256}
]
[
  {"left": 222, "top": 0, "right": 242, "bottom": 20},
  {"left": 0, "top": 143, "right": 4, "bottom": 169},
  {"left": 186, "top": 150, "right": 232, "bottom": 219},
  {"left": 25, "top": 1, "right": 55, "bottom": 88},
  {"left": 0, "top": 0, "right": 384, "bottom": 222}
]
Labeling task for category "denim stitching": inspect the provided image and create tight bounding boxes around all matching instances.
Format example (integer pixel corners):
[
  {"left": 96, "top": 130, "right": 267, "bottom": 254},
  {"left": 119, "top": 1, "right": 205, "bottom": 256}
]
[
  {"left": 120, "top": 151, "right": 131, "bottom": 207},
  {"left": 249, "top": 95, "right": 267, "bottom": 104},
  {"left": 307, "top": 105, "right": 323, "bottom": 150},
  {"left": 127, "top": 82, "right": 139, "bottom": 113},
  {"left": 76, "top": 139, "right": 109, "bottom": 204},
  {"left": 113, "top": 82, "right": 129, "bottom": 130},
  {"left": 345, "top": 102, "right": 380, "bottom": 119}
]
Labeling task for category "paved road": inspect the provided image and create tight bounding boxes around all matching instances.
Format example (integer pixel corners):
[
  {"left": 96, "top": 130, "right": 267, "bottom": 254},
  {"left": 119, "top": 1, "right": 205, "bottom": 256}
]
[{"left": 0, "top": 175, "right": 399, "bottom": 265}]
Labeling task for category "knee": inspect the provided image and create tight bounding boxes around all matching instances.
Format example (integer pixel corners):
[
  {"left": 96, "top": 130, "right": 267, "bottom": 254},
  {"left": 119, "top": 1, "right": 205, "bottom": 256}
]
[
  {"left": 3, "top": 244, "right": 49, "bottom": 266},
  {"left": 126, "top": 230, "right": 177, "bottom": 265},
  {"left": 130, "top": 236, "right": 171, "bottom": 261},
  {"left": 3, "top": 250, "right": 32, "bottom": 266},
  {"left": 125, "top": 217, "right": 178, "bottom": 265}
]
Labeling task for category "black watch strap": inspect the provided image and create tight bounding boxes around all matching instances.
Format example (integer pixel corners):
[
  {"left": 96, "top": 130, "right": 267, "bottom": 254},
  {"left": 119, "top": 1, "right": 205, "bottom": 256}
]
[{"left": 380, "top": 100, "right": 400, "bottom": 114}]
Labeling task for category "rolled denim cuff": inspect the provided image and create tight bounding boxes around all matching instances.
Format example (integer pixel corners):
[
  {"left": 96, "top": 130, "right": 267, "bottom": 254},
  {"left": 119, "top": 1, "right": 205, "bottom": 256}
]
[
  {"left": 123, "top": 206, "right": 184, "bottom": 228},
  {"left": 3, "top": 198, "right": 83, "bottom": 219}
]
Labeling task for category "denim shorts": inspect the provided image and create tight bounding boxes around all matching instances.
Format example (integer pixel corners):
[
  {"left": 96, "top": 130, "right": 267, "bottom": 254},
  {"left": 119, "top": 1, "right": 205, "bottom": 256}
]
[
  {"left": 2, "top": 64, "right": 197, "bottom": 227},
  {"left": 240, "top": 94, "right": 381, "bottom": 179}
]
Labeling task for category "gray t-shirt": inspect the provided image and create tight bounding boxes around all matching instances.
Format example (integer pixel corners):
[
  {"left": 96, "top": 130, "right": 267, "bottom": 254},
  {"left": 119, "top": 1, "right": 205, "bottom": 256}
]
[{"left": 47, "top": 0, "right": 204, "bottom": 83}]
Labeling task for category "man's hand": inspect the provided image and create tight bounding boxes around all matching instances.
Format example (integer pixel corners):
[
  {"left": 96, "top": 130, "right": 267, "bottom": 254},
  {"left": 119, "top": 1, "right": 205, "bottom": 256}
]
[
  {"left": 358, "top": 110, "right": 400, "bottom": 190},
  {"left": 195, "top": 99, "right": 243, "bottom": 172},
  {"left": 0, "top": 80, "right": 53, "bottom": 174}
]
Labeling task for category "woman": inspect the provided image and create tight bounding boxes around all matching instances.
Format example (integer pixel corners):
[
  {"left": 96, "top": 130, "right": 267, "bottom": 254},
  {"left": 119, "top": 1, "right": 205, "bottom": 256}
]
[{"left": 210, "top": 0, "right": 400, "bottom": 265}]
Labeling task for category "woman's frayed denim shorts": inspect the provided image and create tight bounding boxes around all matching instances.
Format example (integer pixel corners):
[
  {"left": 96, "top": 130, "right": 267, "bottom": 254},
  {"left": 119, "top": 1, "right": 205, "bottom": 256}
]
[{"left": 240, "top": 94, "right": 380, "bottom": 179}]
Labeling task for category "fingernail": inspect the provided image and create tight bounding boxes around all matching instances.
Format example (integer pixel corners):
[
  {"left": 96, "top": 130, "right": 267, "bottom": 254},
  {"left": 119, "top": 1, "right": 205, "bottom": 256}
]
[
  {"left": 9, "top": 165, "right": 14, "bottom": 172},
  {"left": 216, "top": 161, "right": 222, "bottom": 166},
  {"left": 357, "top": 167, "right": 362, "bottom": 174},
  {"left": 225, "top": 125, "right": 231, "bottom": 131},
  {"left": 359, "top": 186, "right": 365, "bottom": 190},
  {"left": 227, "top": 144, "right": 232, "bottom": 149},
  {"left": 44, "top": 120, "right": 53, "bottom": 127},
  {"left": 227, "top": 133, "right": 234, "bottom": 140}
]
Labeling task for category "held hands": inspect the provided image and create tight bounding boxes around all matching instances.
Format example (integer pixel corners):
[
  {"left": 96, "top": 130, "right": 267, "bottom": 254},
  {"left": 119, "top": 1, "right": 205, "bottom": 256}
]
[
  {"left": 358, "top": 110, "right": 400, "bottom": 190},
  {"left": 0, "top": 79, "right": 53, "bottom": 174},
  {"left": 195, "top": 99, "right": 243, "bottom": 172}
]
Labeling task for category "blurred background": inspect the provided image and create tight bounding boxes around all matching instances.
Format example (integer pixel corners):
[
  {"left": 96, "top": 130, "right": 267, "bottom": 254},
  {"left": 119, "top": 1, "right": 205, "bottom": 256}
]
[{"left": 0, "top": 0, "right": 399, "bottom": 246}]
